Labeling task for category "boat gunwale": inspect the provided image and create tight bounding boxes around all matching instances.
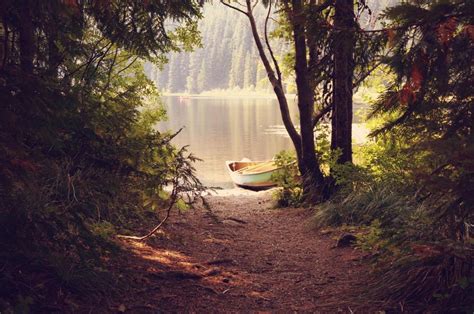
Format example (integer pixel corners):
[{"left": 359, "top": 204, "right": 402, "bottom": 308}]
[{"left": 225, "top": 160, "right": 281, "bottom": 176}]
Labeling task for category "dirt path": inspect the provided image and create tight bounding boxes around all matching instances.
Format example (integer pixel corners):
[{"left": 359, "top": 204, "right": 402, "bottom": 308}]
[{"left": 114, "top": 189, "right": 371, "bottom": 313}]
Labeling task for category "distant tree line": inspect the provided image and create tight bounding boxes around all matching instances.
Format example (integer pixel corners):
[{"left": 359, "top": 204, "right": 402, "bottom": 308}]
[
  {"left": 147, "top": 0, "right": 395, "bottom": 94},
  {"left": 146, "top": 4, "right": 277, "bottom": 93}
]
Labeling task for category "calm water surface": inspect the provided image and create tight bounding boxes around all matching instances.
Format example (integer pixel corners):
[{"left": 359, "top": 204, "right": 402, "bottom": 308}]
[
  {"left": 157, "top": 96, "right": 299, "bottom": 188},
  {"left": 157, "top": 96, "right": 367, "bottom": 188}
]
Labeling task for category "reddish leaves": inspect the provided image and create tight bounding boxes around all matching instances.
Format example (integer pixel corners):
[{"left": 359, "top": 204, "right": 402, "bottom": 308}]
[
  {"left": 386, "top": 28, "right": 396, "bottom": 48},
  {"left": 411, "top": 64, "right": 423, "bottom": 90},
  {"left": 400, "top": 63, "right": 424, "bottom": 106},
  {"left": 436, "top": 17, "right": 458, "bottom": 45},
  {"left": 463, "top": 24, "right": 474, "bottom": 41},
  {"left": 400, "top": 84, "right": 414, "bottom": 105},
  {"left": 10, "top": 158, "right": 38, "bottom": 172},
  {"left": 62, "top": 0, "right": 78, "bottom": 8}
]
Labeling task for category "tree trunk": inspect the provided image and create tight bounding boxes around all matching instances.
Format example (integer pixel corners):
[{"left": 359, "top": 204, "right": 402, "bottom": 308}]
[
  {"left": 19, "top": 0, "right": 34, "bottom": 74},
  {"left": 47, "top": 4, "right": 60, "bottom": 77},
  {"left": 224, "top": 0, "right": 326, "bottom": 203},
  {"left": 331, "top": 0, "right": 355, "bottom": 164},
  {"left": 1, "top": 19, "right": 9, "bottom": 69},
  {"left": 291, "top": 0, "right": 325, "bottom": 201},
  {"left": 245, "top": 4, "right": 302, "bottom": 162}
]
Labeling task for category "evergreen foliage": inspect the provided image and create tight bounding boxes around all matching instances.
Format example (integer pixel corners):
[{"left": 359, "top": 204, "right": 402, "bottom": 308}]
[
  {"left": 0, "top": 0, "right": 203, "bottom": 310},
  {"left": 371, "top": 0, "right": 474, "bottom": 241},
  {"left": 312, "top": 0, "right": 474, "bottom": 310}
]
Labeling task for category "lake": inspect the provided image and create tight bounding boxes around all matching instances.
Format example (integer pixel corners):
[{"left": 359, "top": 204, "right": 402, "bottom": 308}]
[{"left": 157, "top": 96, "right": 368, "bottom": 189}]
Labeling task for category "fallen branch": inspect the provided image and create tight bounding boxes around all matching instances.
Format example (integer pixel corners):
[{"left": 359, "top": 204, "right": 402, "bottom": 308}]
[
  {"left": 117, "top": 188, "right": 177, "bottom": 241},
  {"left": 118, "top": 155, "right": 183, "bottom": 241},
  {"left": 191, "top": 284, "right": 219, "bottom": 294},
  {"left": 223, "top": 217, "right": 248, "bottom": 224},
  {"left": 117, "top": 146, "right": 206, "bottom": 241}
]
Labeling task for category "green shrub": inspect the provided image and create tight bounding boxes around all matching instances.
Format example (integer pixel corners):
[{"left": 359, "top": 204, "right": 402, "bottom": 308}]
[
  {"left": 0, "top": 2, "right": 203, "bottom": 309},
  {"left": 271, "top": 150, "right": 303, "bottom": 207}
]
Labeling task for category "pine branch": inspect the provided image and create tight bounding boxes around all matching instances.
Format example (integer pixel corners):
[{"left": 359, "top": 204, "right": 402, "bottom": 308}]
[{"left": 101, "top": 47, "right": 119, "bottom": 94}]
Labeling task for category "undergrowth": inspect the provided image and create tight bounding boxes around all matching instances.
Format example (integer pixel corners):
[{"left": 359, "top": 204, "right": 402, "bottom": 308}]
[
  {"left": 272, "top": 150, "right": 302, "bottom": 207},
  {"left": 0, "top": 2, "right": 203, "bottom": 310},
  {"left": 309, "top": 134, "right": 474, "bottom": 312}
]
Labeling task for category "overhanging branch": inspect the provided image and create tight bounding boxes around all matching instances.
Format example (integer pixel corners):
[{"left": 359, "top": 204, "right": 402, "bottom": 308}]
[
  {"left": 313, "top": 103, "right": 332, "bottom": 128},
  {"left": 220, "top": 0, "right": 249, "bottom": 16},
  {"left": 264, "top": 0, "right": 282, "bottom": 83}
]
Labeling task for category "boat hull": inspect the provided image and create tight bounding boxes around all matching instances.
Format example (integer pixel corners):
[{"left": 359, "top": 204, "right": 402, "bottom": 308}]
[{"left": 225, "top": 160, "right": 279, "bottom": 190}]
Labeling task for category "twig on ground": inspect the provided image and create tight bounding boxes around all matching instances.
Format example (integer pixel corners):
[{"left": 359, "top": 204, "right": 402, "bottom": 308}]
[{"left": 224, "top": 217, "right": 248, "bottom": 224}]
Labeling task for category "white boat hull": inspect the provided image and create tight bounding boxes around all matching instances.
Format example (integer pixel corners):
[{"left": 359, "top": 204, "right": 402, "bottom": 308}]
[{"left": 225, "top": 160, "right": 279, "bottom": 190}]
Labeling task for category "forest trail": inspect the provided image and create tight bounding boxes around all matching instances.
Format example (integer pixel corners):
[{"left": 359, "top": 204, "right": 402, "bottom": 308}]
[{"left": 113, "top": 190, "right": 372, "bottom": 313}]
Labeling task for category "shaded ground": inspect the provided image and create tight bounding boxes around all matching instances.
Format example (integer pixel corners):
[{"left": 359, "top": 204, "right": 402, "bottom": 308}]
[{"left": 111, "top": 189, "right": 374, "bottom": 313}]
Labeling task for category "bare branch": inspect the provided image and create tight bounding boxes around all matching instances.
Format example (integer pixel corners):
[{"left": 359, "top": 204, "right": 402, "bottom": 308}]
[
  {"left": 115, "top": 55, "right": 139, "bottom": 76},
  {"left": 101, "top": 47, "right": 119, "bottom": 93},
  {"left": 264, "top": 0, "right": 282, "bottom": 83},
  {"left": 312, "top": 103, "right": 332, "bottom": 128},
  {"left": 222, "top": 0, "right": 302, "bottom": 155},
  {"left": 220, "top": 0, "right": 249, "bottom": 16},
  {"left": 117, "top": 185, "right": 178, "bottom": 241},
  {"left": 251, "top": 0, "right": 259, "bottom": 11},
  {"left": 70, "top": 36, "right": 108, "bottom": 77},
  {"left": 353, "top": 59, "right": 383, "bottom": 88},
  {"left": 80, "top": 41, "right": 113, "bottom": 83}
]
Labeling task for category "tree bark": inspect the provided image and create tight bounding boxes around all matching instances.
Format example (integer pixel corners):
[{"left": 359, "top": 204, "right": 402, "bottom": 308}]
[
  {"left": 331, "top": 0, "right": 355, "bottom": 164},
  {"left": 244, "top": 1, "right": 302, "bottom": 162},
  {"left": 18, "top": 0, "right": 34, "bottom": 74},
  {"left": 290, "top": 0, "right": 325, "bottom": 200},
  {"left": 47, "top": 4, "right": 60, "bottom": 76},
  {"left": 223, "top": 0, "right": 326, "bottom": 202},
  {"left": 1, "top": 19, "right": 9, "bottom": 69}
]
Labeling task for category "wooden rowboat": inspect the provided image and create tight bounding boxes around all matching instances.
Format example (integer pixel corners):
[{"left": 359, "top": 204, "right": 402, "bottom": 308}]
[{"left": 225, "top": 159, "right": 280, "bottom": 190}]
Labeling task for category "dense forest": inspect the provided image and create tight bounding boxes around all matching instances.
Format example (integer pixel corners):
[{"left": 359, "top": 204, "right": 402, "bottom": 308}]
[
  {"left": 146, "top": 4, "right": 277, "bottom": 93},
  {"left": 1, "top": 0, "right": 473, "bottom": 312},
  {"left": 148, "top": 0, "right": 397, "bottom": 94}
]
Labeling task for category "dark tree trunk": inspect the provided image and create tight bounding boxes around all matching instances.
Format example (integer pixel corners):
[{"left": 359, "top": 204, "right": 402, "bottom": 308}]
[
  {"left": 47, "top": 8, "right": 60, "bottom": 76},
  {"left": 291, "top": 0, "right": 325, "bottom": 200},
  {"left": 1, "top": 19, "right": 9, "bottom": 69},
  {"left": 223, "top": 0, "right": 326, "bottom": 203},
  {"left": 18, "top": 0, "right": 34, "bottom": 74},
  {"left": 331, "top": 0, "right": 355, "bottom": 164}
]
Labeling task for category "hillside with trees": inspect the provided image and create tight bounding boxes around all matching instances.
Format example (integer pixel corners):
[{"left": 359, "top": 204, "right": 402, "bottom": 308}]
[
  {"left": 148, "top": 0, "right": 397, "bottom": 94},
  {"left": 146, "top": 4, "right": 277, "bottom": 93}
]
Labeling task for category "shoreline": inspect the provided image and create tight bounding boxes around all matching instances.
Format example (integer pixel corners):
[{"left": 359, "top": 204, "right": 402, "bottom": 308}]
[
  {"left": 205, "top": 187, "right": 276, "bottom": 196},
  {"left": 161, "top": 91, "right": 296, "bottom": 99},
  {"left": 160, "top": 92, "right": 371, "bottom": 105}
]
